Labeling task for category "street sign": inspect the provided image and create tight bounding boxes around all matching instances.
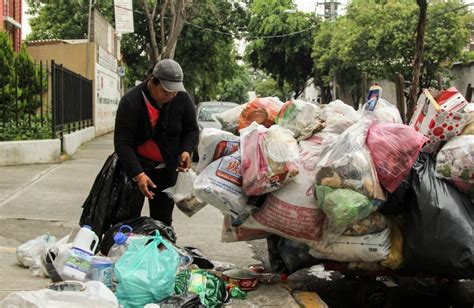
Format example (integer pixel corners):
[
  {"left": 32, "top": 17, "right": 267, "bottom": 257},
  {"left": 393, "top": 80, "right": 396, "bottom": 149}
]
[
  {"left": 118, "top": 66, "right": 126, "bottom": 77},
  {"left": 114, "top": 0, "right": 134, "bottom": 34}
]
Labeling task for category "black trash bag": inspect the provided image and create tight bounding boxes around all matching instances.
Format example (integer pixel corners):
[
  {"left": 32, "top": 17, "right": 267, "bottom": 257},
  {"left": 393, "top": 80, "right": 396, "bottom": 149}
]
[
  {"left": 100, "top": 216, "right": 177, "bottom": 255},
  {"left": 379, "top": 179, "right": 411, "bottom": 216},
  {"left": 277, "top": 238, "right": 322, "bottom": 274},
  {"left": 157, "top": 293, "right": 204, "bottom": 308},
  {"left": 403, "top": 153, "right": 474, "bottom": 279},
  {"left": 183, "top": 246, "right": 215, "bottom": 270},
  {"left": 80, "top": 153, "right": 144, "bottom": 243}
]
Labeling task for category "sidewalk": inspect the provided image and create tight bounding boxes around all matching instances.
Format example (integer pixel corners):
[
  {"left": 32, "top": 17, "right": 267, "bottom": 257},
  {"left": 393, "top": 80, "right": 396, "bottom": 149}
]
[{"left": 0, "top": 133, "right": 302, "bottom": 306}]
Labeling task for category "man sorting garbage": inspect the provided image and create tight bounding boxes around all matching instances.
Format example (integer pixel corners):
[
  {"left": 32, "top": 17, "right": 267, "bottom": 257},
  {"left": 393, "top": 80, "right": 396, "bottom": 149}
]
[{"left": 114, "top": 59, "right": 199, "bottom": 226}]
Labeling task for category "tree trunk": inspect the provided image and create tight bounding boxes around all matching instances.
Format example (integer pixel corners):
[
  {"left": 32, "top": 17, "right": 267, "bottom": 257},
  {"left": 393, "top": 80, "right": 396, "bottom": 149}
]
[
  {"left": 161, "top": 0, "right": 192, "bottom": 60},
  {"left": 142, "top": 0, "right": 160, "bottom": 64},
  {"left": 407, "top": 0, "right": 428, "bottom": 121}
]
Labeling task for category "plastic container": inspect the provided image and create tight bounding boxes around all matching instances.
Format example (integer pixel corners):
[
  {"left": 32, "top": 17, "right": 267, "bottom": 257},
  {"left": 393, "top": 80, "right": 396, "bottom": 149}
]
[
  {"left": 90, "top": 256, "right": 113, "bottom": 289},
  {"left": 107, "top": 225, "right": 133, "bottom": 263},
  {"left": 60, "top": 225, "right": 99, "bottom": 281}
]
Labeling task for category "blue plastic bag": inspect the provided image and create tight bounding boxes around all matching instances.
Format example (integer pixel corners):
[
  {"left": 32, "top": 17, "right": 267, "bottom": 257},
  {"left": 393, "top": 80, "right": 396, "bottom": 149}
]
[{"left": 114, "top": 231, "right": 180, "bottom": 308}]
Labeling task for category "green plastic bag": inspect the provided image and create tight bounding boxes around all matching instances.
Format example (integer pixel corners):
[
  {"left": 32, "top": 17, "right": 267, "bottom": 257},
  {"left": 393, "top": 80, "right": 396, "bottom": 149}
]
[
  {"left": 315, "top": 185, "right": 375, "bottom": 229},
  {"left": 175, "top": 269, "right": 228, "bottom": 307},
  {"left": 115, "top": 231, "right": 180, "bottom": 308}
]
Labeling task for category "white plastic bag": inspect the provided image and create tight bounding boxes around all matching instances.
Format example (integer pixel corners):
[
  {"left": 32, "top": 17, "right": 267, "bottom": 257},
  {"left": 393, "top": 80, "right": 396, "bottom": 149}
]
[
  {"left": 16, "top": 233, "right": 57, "bottom": 276},
  {"left": 196, "top": 128, "right": 239, "bottom": 173},
  {"left": 436, "top": 135, "right": 474, "bottom": 184},
  {"left": 163, "top": 171, "right": 207, "bottom": 217},
  {"left": 275, "top": 99, "right": 324, "bottom": 140},
  {"left": 321, "top": 100, "right": 362, "bottom": 134},
  {"left": 0, "top": 281, "right": 118, "bottom": 308},
  {"left": 361, "top": 98, "right": 402, "bottom": 124},
  {"left": 214, "top": 103, "right": 247, "bottom": 134},
  {"left": 240, "top": 123, "right": 300, "bottom": 195}
]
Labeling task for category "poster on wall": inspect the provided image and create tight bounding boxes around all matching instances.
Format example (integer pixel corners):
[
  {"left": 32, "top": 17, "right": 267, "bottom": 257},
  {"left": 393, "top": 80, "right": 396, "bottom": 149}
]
[{"left": 96, "top": 62, "right": 121, "bottom": 135}]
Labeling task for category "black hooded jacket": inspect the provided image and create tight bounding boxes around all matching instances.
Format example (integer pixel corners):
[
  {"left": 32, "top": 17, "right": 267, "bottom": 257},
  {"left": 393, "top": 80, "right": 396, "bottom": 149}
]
[{"left": 114, "top": 81, "right": 199, "bottom": 182}]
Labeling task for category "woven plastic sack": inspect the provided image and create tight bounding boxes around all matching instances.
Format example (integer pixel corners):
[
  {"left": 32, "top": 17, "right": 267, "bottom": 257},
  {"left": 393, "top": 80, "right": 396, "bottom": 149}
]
[
  {"left": 115, "top": 232, "right": 179, "bottom": 308},
  {"left": 275, "top": 99, "right": 324, "bottom": 140},
  {"left": 367, "top": 123, "right": 427, "bottom": 193},
  {"left": 240, "top": 122, "right": 299, "bottom": 195},
  {"left": 435, "top": 135, "right": 474, "bottom": 184},
  {"left": 194, "top": 151, "right": 253, "bottom": 218},
  {"left": 238, "top": 97, "right": 282, "bottom": 131},
  {"left": 321, "top": 100, "right": 362, "bottom": 134},
  {"left": 196, "top": 128, "right": 239, "bottom": 173},
  {"left": 163, "top": 171, "right": 207, "bottom": 217}
]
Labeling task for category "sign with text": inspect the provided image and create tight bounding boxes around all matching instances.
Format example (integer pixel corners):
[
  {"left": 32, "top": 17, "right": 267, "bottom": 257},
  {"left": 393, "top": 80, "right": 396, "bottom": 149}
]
[{"left": 114, "top": 0, "right": 134, "bottom": 34}]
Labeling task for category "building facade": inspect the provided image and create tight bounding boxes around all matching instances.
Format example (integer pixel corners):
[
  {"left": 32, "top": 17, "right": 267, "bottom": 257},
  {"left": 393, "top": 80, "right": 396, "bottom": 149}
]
[{"left": 1, "top": 0, "right": 22, "bottom": 51}]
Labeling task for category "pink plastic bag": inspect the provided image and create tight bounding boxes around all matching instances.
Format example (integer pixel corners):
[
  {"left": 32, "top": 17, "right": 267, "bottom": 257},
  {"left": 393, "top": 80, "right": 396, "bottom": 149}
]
[{"left": 367, "top": 123, "right": 427, "bottom": 193}]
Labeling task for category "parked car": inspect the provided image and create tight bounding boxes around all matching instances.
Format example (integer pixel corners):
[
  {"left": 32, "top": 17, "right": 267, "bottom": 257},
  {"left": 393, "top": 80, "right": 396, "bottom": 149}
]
[
  {"left": 193, "top": 101, "right": 239, "bottom": 161},
  {"left": 196, "top": 101, "right": 239, "bottom": 130}
]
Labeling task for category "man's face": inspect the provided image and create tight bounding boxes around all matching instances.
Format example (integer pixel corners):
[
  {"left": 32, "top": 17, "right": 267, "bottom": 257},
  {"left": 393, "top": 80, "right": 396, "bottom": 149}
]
[{"left": 149, "top": 81, "right": 177, "bottom": 105}]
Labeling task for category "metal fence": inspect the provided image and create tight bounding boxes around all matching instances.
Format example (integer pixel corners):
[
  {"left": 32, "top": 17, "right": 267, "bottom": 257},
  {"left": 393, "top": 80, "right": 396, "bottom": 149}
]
[
  {"left": 0, "top": 60, "right": 93, "bottom": 142},
  {"left": 51, "top": 61, "right": 93, "bottom": 139}
]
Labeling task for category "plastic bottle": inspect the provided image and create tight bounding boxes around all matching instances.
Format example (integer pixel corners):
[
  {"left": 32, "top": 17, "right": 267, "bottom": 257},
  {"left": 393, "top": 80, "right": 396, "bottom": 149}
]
[
  {"left": 107, "top": 225, "right": 135, "bottom": 263},
  {"left": 60, "top": 225, "right": 99, "bottom": 281}
]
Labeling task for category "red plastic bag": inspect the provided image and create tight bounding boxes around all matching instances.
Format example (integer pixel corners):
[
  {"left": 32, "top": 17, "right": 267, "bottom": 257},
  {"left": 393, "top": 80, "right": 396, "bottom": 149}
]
[{"left": 367, "top": 123, "right": 427, "bottom": 193}]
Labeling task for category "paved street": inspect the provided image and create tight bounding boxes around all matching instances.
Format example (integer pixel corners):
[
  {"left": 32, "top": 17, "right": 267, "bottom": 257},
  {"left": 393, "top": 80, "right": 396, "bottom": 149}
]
[{"left": 0, "top": 133, "right": 301, "bottom": 306}]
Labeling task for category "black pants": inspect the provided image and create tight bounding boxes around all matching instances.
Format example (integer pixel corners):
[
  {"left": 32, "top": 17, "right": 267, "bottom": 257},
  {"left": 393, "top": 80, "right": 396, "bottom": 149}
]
[{"left": 130, "top": 168, "right": 176, "bottom": 226}]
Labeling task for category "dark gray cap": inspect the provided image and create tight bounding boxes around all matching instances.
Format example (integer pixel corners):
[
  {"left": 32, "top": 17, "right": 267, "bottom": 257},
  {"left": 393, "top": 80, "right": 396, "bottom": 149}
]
[{"left": 152, "top": 59, "right": 186, "bottom": 92}]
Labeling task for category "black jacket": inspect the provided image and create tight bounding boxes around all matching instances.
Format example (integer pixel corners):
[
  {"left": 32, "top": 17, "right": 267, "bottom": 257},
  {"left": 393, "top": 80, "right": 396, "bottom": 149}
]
[{"left": 114, "top": 81, "right": 199, "bottom": 182}]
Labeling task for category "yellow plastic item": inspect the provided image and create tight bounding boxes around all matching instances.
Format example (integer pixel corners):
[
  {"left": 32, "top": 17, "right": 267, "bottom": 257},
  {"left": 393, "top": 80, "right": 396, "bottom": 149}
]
[{"left": 381, "top": 219, "right": 403, "bottom": 270}]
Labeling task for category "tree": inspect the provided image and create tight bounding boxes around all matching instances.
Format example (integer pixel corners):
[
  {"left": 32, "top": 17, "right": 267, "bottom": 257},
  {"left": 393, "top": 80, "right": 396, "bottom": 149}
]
[
  {"left": 312, "top": 0, "right": 471, "bottom": 107},
  {"left": 245, "top": 0, "right": 318, "bottom": 97},
  {"left": 253, "top": 71, "right": 293, "bottom": 101},
  {"left": 216, "top": 64, "right": 252, "bottom": 104}
]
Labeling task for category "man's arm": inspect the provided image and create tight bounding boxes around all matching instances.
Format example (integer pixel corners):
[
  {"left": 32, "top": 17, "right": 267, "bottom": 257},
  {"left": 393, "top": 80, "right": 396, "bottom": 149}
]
[{"left": 114, "top": 96, "right": 144, "bottom": 178}]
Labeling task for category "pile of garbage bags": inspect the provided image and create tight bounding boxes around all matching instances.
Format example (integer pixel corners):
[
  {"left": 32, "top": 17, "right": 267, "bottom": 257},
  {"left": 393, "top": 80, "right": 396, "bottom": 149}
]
[{"left": 188, "top": 89, "right": 473, "bottom": 279}]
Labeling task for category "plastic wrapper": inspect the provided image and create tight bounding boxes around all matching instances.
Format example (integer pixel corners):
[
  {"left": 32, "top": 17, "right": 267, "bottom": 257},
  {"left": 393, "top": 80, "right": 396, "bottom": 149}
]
[
  {"left": 115, "top": 232, "right": 180, "bottom": 308},
  {"left": 435, "top": 135, "right": 473, "bottom": 184},
  {"left": 194, "top": 151, "right": 253, "bottom": 218},
  {"left": 221, "top": 215, "right": 269, "bottom": 242},
  {"left": 214, "top": 103, "right": 247, "bottom": 135},
  {"left": 362, "top": 98, "right": 402, "bottom": 124},
  {"left": 315, "top": 186, "right": 376, "bottom": 230},
  {"left": 0, "top": 281, "right": 118, "bottom": 308},
  {"left": 196, "top": 128, "right": 239, "bottom": 173},
  {"left": 367, "top": 123, "right": 427, "bottom": 193},
  {"left": 175, "top": 269, "right": 228, "bottom": 308},
  {"left": 238, "top": 97, "right": 282, "bottom": 131},
  {"left": 308, "top": 226, "right": 391, "bottom": 263},
  {"left": 403, "top": 153, "right": 474, "bottom": 278},
  {"left": 461, "top": 103, "right": 474, "bottom": 135},
  {"left": 275, "top": 99, "right": 324, "bottom": 140},
  {"left": 80, "top": 153, "right": 144, "bottom": 241},
  {"left": 321, "top": 100, "right": 362, "bottom": 134},
  {"left": 240, "top": 123, "right": 299, "bottom": 195},
  {"left": 315, "top": 118, "right": 385, "bottom": 201},
  {"left": 163, "top": 171, "right": 207, "bottom": 217},
  {"left": 343, "top": 211, "right": 387, "bottom": 236},
  {"left": 156, "top": 293, "right": 203, "bottom": 308}
]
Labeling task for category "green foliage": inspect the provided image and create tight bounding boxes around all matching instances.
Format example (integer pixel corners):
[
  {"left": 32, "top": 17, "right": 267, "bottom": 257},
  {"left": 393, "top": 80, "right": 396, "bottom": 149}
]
[
  {"left": 0, "top": 116, "right": 52, "bottom": 141},
  {"left": 245, "top": 0, "right": 318, "bottom": 97},
  {"left": 312, "top": 0, "right": 471, "bottom": 104},
  {"left": 216, "top": 64, "right": 252, "bottom": 104},
  {"left": 175, "top": 0, "right": 245, "bottom": 103},
  {"left": 253, "top": 73, "right": 292, "bottom": 101}
]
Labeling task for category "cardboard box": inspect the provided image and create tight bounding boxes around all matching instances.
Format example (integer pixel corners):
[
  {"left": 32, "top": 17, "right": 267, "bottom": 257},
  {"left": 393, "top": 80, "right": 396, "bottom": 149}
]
[{"left": 409, "top": 87, "right": 470, "bottom": 154}]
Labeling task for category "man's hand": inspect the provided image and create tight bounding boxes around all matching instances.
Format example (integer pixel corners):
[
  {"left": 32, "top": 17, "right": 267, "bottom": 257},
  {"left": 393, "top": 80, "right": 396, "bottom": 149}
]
[
  {"left": 178, "top": 151, "right": 191, "bottom": 171},
  {"left": 134, "top": 172, "right": 156, "bottom": 199}
]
